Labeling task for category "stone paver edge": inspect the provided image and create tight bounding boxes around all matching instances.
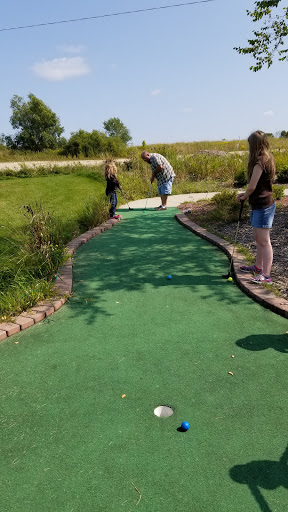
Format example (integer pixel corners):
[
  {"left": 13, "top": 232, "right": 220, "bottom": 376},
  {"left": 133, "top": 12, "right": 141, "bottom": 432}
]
[
  {"left": 175, "top": 213, "right": 288, "bottom": 320},
  {"left": 0, "top": 217, "right": 121, "bottom": 341}
]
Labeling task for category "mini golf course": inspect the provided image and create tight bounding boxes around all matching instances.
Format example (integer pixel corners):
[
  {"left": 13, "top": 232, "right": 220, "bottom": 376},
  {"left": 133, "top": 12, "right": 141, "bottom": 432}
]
[{"left": 1, "top": 208, "right": 287, "bottom": 512}]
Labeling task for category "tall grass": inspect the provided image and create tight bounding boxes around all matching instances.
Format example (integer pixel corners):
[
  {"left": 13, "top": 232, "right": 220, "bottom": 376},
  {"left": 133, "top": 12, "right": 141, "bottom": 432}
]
[
  {"left": 117, "top": 148, "right": 288, "bottom": 199},
  {"left": 1, "top": 136, "right": 288, "bottom": 163},
  {"left": 116, "top": 151, "right": 247, "bottom": 199},
  {"left": 139, "top": 137, "right": 288, "bottom": 155},
  {"left": 0, "top": 171, "right": 109, "bottom": 318},
  {"left": 0, "top": 147, "right": 67, "bottom": 163}
]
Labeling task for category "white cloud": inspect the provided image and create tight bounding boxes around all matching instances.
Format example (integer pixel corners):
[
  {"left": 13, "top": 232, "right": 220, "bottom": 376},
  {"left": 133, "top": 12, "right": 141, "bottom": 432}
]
[
  {"left": 57, "top": 44, "right": 86, "bottom": 54},
  {"left": 264, "top": 110, "right": 275, "bottom": 117},
  {"left": 32, "top": 57, "right": 90, "bottom": 81},
  {"left": 180, "top": 107, "right": 193, "bottom": 113},
  {"left": 151, "top": 89, "right": 161, "bottom": 96}
]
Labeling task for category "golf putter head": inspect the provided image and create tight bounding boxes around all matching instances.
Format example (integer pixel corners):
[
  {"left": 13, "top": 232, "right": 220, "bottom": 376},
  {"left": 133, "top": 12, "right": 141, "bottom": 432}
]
[
  {"left": 222, "top": 271, "right": 232, "bottom": 279},
  {"left": 121, "top": 189, "right": 133, "bottom": 210}
]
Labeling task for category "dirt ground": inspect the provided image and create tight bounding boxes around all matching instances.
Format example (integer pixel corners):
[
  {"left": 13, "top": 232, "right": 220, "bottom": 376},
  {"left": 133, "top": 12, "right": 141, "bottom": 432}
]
[{"left": 178, "top": 197, "right": 288, "bottom": 300}]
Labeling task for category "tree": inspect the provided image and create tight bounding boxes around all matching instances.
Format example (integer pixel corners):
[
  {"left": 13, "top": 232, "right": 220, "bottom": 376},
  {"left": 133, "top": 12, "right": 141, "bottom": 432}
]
[
  {"left": 234, "top": 1, "right": 288, "bottom": 71},
  {"left": 5, "top": 93, "right": 64, "bottom": 151},
  {"left": 63, "top": 129, "right": 127, "bottom": 158},
  {"left": 103, "top": 117, "right": 132, "bottom": 145},
  {"left": 280, "top": 130, "right": 288, "bottom": 137}
]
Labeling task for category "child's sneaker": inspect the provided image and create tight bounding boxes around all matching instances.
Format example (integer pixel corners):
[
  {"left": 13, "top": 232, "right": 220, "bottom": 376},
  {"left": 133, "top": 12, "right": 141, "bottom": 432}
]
[
  {"left": 250, "top": 274, "right": 272, "bottom": 284},
  {"left": 240, "top": 264, "right": 262, "bottom": 274},
  {"left": 112, "top": 214, "right": 120, "bottom": 219}
]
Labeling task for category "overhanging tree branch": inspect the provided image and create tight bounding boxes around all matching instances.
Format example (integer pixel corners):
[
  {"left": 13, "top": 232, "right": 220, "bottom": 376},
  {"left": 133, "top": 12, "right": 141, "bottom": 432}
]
[{"left": 234, "top": 0, "right": 288, "bottom": 71}]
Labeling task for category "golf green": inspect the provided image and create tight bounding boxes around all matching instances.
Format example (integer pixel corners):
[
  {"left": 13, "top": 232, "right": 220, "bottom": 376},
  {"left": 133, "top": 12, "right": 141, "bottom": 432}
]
[{"left": 1, "top": 208, "right": 287, "bottom": 512}]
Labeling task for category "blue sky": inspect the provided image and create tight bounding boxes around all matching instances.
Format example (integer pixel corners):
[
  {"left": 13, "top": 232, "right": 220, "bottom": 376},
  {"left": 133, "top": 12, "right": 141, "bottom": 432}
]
[{"left": 1, "top": 0, "right": 288, "bottom": 145}]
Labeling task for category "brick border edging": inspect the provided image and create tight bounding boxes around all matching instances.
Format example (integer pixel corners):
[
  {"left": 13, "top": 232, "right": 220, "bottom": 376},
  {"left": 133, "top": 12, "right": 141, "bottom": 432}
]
[
  {"left": 175, "top": 213, "right": 288, "bottom": 319},
  {"left": 0, "top": 217, "right": 121, "bottom": 341}
]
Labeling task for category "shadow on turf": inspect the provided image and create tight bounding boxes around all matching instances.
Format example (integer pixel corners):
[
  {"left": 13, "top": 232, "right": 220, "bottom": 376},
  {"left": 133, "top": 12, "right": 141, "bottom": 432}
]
[
  {"left": 118, "top": 208, "right": 155, "bottom": 212},
  {"left": 230, "top": 444, "right": 288, "bottom": 512},
  {"left": 177, "top": 426, "right": 188, "bottom": 433},
  {"left": 236, "top": 333, "right": 288, "bottom": 353},
  {"left": 67, "top": 212, "right": 251, "bottom": 324}
]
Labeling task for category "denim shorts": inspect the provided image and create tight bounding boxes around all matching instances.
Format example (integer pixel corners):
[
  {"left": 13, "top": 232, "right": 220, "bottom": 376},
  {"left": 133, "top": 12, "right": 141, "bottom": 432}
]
[
  {"left": 250, "top": 202, "right": 276, "bottom": 228},
  {"left": 158, "top": 177, "right": 174, "bottom": 195}
]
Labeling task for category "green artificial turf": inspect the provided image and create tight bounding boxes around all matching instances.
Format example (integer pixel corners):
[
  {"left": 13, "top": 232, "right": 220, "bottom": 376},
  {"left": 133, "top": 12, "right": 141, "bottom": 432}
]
[{"left": 1, "top": 208, "right": 287, "bottom": 512}]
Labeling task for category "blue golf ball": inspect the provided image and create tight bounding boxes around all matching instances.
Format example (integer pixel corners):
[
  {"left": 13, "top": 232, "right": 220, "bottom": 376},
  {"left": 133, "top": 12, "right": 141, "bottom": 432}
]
[
  {"left": 168, "top": 275, "right": 172, "bottom": 280},
  {"left": 181, "top": 421, "right": 190, "bottom": 431}
]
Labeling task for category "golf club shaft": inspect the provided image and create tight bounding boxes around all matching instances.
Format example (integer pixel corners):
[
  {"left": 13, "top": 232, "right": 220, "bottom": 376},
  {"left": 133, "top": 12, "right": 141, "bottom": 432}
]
[
  {"left": 120, "top": 189, "right": 131, "bottom": 209},
  {"left": 238, "top": 199, "right": 244, "bottom": 222},
  {"left": 228, "top": 200, "right": 244, "bottom": 273},
  {"left": 144, "top": 183, "right": 152, "bottom": 209}
]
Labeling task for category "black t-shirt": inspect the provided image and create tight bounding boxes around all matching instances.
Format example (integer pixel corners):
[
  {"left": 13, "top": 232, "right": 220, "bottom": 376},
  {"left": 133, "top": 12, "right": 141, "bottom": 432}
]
[
  {"left": 106, "top": 175, "right": 120, "bottom": 196},
  {"left": 249, "top": 167, "right": 274, "bottom": 209}
]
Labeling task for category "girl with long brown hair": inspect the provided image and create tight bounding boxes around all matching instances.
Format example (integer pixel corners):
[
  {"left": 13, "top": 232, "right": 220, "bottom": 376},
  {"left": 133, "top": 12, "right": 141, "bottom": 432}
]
[{"left": 237, "top": 131, "right": 276, "bottom": 284}]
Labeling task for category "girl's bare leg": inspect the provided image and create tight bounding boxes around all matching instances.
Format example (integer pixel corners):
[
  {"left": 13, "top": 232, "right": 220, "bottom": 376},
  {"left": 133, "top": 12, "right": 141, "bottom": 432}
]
[{"left": 254, "top": 227, "right": 273, "bottom": 275}]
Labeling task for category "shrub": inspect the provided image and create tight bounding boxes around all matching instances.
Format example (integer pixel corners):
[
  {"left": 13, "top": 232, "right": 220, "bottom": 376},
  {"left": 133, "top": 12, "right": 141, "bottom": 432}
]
[
  {"left": 22, "top": 204, "right": 67, "bottom": 279},
  {"left": 77, "top": 197, "right": 109, "bottom": 232},
  {"left": 276, "top": 165, "right": 288, "bottom": 184},
  {"left": 211, "top": 190, "right": 249, "bottom": 223},
  {"left": 234, "top": 168, "right": 247, "bottom": 187},
  {"left": 0, "top": 204, "right": 67, "bottom": 318},
  {"left": 272, "top": 184, "right": 285, "bottom": 200}
]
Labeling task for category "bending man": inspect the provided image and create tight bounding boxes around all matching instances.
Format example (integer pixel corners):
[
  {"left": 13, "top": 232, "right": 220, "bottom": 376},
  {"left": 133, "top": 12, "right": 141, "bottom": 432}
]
[{"left": 141, "top": 151, "right": 175, "bottom": 210}]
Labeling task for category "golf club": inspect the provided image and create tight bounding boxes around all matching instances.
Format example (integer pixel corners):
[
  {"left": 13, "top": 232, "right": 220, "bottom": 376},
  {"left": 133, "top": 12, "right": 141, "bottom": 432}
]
[
  {"left": 120, "top": 189, "right": 134, "bottom": 210},
  {"left": 222, "top": 200, "right": 244, "bottom": 279},
  {"left": 143, "top": 182, "right": 152, "bottom": 210}
]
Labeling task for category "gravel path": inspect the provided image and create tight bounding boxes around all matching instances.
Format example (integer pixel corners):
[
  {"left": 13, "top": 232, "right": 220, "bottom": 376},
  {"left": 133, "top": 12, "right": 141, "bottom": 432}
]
[{"left": 0, "top": 158, "right": 128, "bottom": 171}]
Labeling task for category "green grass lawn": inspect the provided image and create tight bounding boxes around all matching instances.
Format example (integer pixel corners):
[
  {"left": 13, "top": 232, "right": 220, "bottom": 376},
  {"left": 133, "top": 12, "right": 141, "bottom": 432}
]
[{"left": 0, "top": 174, "right": 105, "bottom": 229}]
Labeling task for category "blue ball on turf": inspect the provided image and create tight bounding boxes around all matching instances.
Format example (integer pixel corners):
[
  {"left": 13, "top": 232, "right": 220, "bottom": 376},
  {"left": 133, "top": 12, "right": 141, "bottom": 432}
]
[
  {"left": 168, "top": 275, "right": 172, "bottom": 280},
  {"left": 181, "top": 421, "right": 190, "bottom": 431}
]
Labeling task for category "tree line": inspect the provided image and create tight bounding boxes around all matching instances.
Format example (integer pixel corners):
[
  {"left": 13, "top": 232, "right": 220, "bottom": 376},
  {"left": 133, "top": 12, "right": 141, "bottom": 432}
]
[{"left": 1, "top": 93, "right": 132, "bottom": 157}]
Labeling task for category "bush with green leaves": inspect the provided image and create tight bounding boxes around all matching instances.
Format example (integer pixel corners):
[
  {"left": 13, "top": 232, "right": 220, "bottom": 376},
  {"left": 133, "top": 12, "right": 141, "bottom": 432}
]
[
  {"left": 234, "top": 168, "right": 247, "bottom": 187},
  {"left": 274, "top": 151, "right": 288, "bottom": 183},
  {"left": 77, "top": 197, "right": 109, "bottom": 232},
  {"left": 0, "top": 204, "right": 67, "bottom": 318},
  {"left": 276, "top": 164, "right": 288, "bottom": 184},
  {"left": 62, "top": 129, "right": 129, "bottom": 158},
  {"left": 21, "top": 204, "right": 67, "bottom": 279},
  {"left": 211, "top": 190, "right": 249, "bottom": 223},
  {"left": 272, "top": 184, "right": 285, "bottom": 200}
]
